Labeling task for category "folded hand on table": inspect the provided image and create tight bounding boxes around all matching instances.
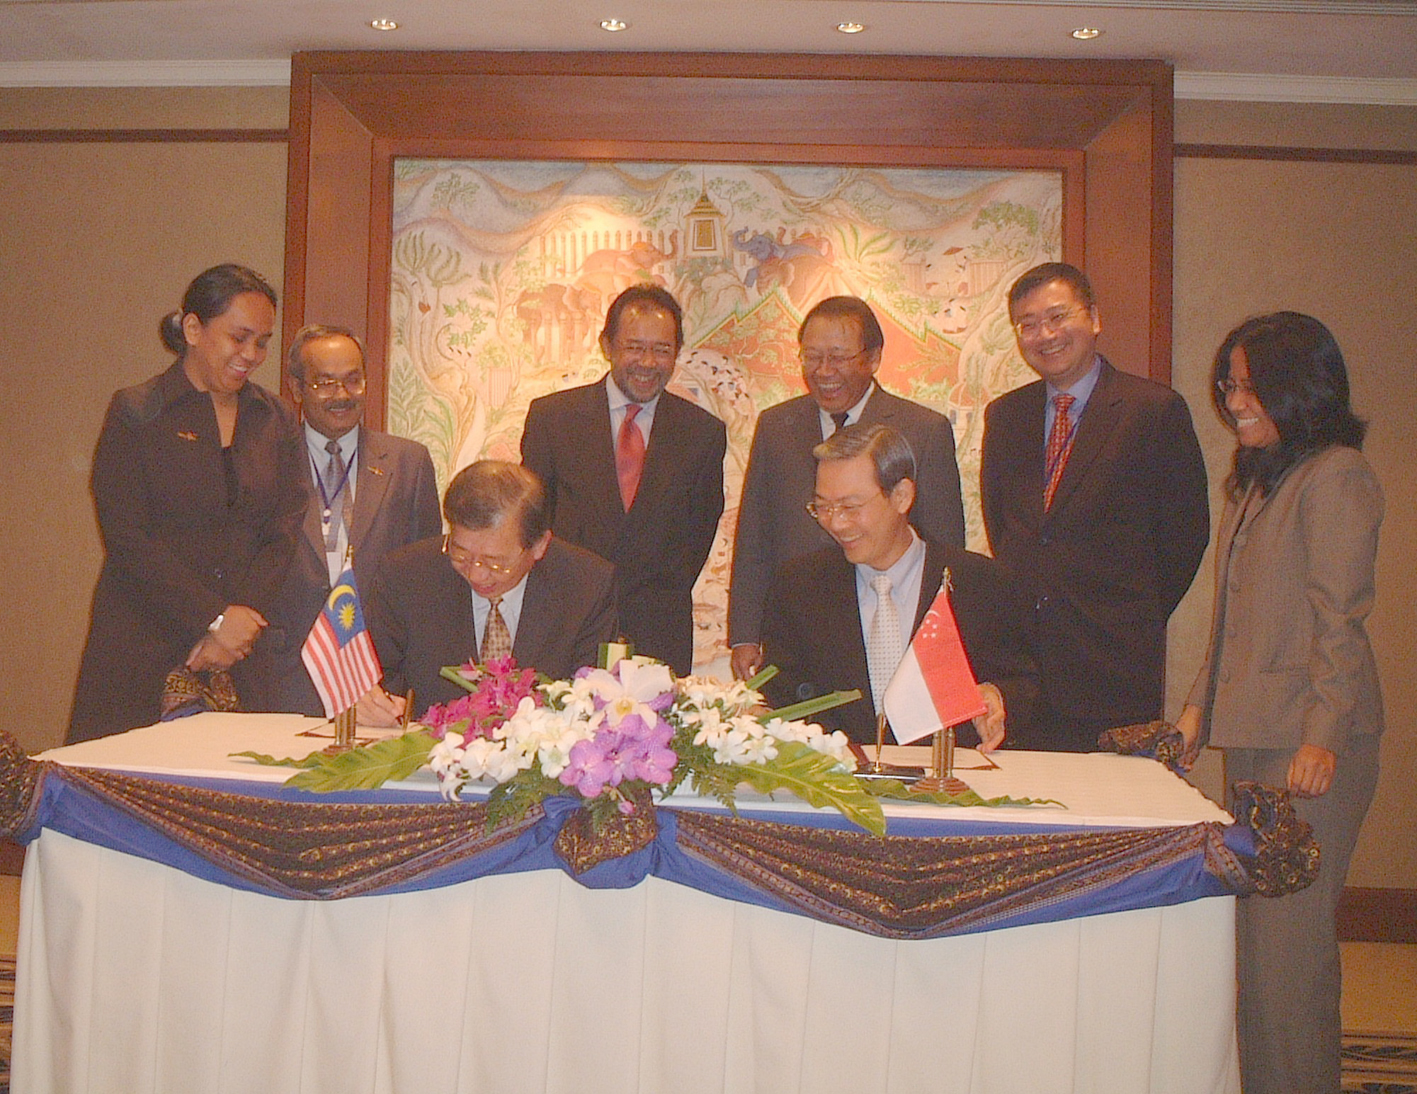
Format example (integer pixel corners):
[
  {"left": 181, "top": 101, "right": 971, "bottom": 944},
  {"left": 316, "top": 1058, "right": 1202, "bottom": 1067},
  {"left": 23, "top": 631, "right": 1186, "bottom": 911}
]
[{"left": 972, "top": 682, "right": 1006, "bottom": 753}]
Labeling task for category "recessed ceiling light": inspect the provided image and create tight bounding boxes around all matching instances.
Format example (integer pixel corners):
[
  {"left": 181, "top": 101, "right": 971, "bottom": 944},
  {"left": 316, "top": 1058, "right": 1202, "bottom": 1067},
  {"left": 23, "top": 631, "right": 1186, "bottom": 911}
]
[
  {"left": 369, "top": 17, "right": 398, "bottom": 31},
  {"left": 837, "top": 21, "right": 866, "bottom": 34},
  {"left": 600, "top": 18, "right": 628, "bottom": 32},
  {"left": 1070, "top": 26, "right": 1102, "bottom": 40}
]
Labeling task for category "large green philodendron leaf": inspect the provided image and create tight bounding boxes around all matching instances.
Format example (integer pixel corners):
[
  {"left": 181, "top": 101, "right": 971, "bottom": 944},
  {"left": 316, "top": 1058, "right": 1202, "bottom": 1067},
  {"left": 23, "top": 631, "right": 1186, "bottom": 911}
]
[
  {"left": 862, "top": 778, "right": 1064, "bottom": 810},
  {"left": 232, "top": 731, "right": 437, "bottom": 793},
  {"left": 731, "top": 740, "right": 887, "bottom": 837}
]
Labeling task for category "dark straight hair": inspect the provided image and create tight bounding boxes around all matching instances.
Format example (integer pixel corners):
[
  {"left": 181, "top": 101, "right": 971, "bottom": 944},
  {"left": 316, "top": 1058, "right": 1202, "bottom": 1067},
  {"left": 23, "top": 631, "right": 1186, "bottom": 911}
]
[{"left": 1212, "top": 311, "right": 1367, "bottom": 498}]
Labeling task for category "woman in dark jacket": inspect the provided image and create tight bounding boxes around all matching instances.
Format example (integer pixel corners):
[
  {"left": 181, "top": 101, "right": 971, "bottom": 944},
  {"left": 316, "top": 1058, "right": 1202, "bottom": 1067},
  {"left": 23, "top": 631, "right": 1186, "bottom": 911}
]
[
  {"left": 1178, "top": 312, "right": 1383, "bottom": 1094},
  {"left": 69, "top": 264, "right": 306, "bottom": 742}
]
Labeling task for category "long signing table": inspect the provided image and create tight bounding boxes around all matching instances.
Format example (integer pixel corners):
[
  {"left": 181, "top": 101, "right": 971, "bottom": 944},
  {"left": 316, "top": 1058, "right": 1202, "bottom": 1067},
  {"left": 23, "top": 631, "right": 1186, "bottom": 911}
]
[{"left": 4, "top": 713, "right": 1264, "bottom": 1093}]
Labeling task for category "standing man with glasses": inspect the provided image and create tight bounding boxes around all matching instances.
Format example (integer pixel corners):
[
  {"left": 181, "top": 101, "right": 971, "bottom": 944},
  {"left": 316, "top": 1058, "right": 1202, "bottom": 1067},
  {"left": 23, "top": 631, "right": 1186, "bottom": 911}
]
[
  {"left": 758, "top": 424, "right": 1036, "bottom": 745},
  {"left": 520, "top": 285, "right": 727, "bottom": 676},
  {"left": 358, "top": 460, "right": 616, "bottom": 725},
  {"left": 729, "top": 295, "right": 965, "bottom": 681},
  {"left": 263, "top": 324, "right": 443, "bottom": 714},
  {"left": 979, "top": 263, "right": 1208, "bottom": 751}
]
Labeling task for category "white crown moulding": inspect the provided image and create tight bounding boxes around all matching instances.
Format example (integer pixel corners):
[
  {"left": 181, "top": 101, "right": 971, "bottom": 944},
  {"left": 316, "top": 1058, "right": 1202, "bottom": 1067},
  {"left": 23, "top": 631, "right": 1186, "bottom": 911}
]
[
  {"left": 0, "top": 59, "right": 292, "bottom": 88},
  {"left": 1175, "top": 71, "right": 1417, "bottom": 105},
  {"left": 0, "top": 59, "right": 1415, "bottom": 107}
]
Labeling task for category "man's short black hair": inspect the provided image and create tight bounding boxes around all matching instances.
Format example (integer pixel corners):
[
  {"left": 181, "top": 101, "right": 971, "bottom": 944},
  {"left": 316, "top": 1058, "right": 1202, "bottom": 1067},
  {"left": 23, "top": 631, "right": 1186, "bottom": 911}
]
[
  {"left": 1007, "top": 262, "right": 1095, "bottom": 322},
  {"left": 443, "top": 461, "right": 549, "bottom": 549}
]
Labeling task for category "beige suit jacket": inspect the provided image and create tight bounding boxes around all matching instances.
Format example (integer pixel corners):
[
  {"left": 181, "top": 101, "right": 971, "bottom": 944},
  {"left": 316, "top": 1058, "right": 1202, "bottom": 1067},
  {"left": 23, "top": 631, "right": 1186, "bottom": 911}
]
[{"left": 1186, "top": 445, "right": 1383, "bottom": 754}]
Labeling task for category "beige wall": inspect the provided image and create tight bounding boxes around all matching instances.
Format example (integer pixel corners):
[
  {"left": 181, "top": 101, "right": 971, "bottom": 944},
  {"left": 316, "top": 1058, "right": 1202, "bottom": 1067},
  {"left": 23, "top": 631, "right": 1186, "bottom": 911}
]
[
  {"left": 1169, "top": 100, "right": 1417, "bottom": 888},
  {"left": 0, "top": 87, "right": 1411, "bottom": 887},
  {"left": 0, "top": 88, "right": 288, "bottom": 754}
]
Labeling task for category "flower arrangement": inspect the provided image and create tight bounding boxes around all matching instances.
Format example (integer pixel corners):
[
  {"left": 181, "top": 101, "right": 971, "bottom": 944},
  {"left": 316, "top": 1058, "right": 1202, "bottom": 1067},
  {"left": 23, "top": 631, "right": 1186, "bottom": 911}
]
[
  {"left": 423, "top": 655, "right": 875, "bottom": 833},
  {"left": 236, "top": 655, "right": 1060, "bottom": 837}
]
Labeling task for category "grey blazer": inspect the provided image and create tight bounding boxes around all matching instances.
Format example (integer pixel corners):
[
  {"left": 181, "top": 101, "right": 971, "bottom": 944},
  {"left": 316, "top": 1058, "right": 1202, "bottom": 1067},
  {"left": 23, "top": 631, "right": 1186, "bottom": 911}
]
[
  {"left": 728, "top": 386, "right": 965, "bottom": 648},
  {"left": 263, "top": 428, "right": 443, "bottom": 714},
  {"left": 1186, "top": 445, "right": 1383, "bottom": 754}
]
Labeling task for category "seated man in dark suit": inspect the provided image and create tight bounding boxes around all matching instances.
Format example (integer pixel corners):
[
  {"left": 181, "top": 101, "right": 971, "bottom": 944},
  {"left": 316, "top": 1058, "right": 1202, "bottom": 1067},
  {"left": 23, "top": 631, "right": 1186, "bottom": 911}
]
[
  {"left": 760, "top": 424, "right": 1037, "bottom": 748},
  {"left": 358, "top": 460, "right": 616, "bottom": 725}
]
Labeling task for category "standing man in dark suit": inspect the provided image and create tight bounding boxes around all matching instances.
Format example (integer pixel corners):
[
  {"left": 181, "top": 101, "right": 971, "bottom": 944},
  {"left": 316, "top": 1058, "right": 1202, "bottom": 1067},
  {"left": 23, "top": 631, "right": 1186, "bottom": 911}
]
[
  {"left": 759, "top": 424, "right": 1036, "bottom": 747},
  {"left": 979, "top": 263, "right": 1209, "bottom": 751},
  {"left": 263, "top": 325, "right": 443, "bottom": 714},
  {"left": 729, "top": 295, "right": 965, "bottom": 680},
  {"left": 520, "top": 285, "right": 726, "bottom": 676},
  {"left": 359, "top": 461, "right": 617, "bottom": 724}
]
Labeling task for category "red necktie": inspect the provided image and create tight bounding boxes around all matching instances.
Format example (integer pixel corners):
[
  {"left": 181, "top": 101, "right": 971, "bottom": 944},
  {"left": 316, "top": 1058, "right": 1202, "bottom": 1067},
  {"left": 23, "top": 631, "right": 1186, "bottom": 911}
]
[
  {"left": 616, "top": 404, "right": 645, "bottom": 511},
  {"left": 1043, "top": 393, "right": 1077, "bottom": 511}
]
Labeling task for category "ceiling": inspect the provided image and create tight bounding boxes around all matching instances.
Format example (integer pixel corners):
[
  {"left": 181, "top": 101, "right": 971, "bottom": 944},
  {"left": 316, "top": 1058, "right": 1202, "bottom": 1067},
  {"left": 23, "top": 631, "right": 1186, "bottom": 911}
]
[{"left": 1, "top": 0, "right": 1414, "bottom": 98}]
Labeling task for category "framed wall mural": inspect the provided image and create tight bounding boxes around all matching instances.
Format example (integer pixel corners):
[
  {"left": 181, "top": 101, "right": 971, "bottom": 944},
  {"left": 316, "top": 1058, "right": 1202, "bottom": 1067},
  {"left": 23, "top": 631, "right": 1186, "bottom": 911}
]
[
  {"left": 388, "top": 159, "right": 1061, "bottom": 665},
  {"left": 285, "top": 51, "right": 1173, "bottom": 670}
]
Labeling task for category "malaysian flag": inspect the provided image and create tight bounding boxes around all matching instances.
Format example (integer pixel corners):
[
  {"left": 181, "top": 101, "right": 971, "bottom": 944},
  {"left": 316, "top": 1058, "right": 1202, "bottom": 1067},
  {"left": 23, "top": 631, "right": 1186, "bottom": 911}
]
[{"left": 301, "top": 566, "right": 382, "bottom": 718}]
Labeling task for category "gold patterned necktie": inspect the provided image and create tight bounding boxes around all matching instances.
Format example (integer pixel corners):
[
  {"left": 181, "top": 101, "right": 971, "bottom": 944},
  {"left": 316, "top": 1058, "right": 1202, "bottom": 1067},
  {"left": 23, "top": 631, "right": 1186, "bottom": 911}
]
[{"left": 481, "top": 596, "right": 512, "bottom": 663}]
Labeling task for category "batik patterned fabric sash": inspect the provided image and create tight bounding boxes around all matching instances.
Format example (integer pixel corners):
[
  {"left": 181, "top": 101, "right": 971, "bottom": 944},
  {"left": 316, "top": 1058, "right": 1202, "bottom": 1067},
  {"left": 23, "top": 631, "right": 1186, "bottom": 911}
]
[{"left": 0, "top": 732, "right": 1315, "bottom": 937}]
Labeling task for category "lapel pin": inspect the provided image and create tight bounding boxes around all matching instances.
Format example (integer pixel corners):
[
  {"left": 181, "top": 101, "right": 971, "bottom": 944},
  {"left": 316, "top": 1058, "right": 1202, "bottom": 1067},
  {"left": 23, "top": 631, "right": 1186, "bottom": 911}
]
[
  {"left": 177, "top": 430, "right": 198, "bottom": 442},
  {"left": 369, "top": 466, "right": 385, "bottom": 476}
]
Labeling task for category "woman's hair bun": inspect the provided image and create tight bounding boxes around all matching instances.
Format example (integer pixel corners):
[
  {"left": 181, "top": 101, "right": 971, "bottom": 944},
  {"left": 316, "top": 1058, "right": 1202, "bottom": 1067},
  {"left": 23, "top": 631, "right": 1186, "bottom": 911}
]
[{"left": 159, "top": 310, "right": 186, "bottom": 355}]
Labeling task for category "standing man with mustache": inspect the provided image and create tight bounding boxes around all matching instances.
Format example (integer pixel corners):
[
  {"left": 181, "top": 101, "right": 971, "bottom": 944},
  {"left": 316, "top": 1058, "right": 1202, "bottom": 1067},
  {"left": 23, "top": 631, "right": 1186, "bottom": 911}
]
[
  {"left": 520, "top": 285, "right": 727, "bottom": 676},
  {"left": 980, "top": 263, "right": 1209, "bottom": 750},
  {"left": 263, "top": 324, "right": 443, "bottom": 715}
]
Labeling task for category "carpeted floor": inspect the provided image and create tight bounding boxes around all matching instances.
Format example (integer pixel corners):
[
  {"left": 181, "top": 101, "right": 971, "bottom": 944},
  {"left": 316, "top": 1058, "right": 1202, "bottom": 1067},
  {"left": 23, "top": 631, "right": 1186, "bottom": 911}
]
[
  {"left": 1343, "top": 1030, "right": 1417, "bottom": 1093},
  {"left": 0, "top": 955, "right": 12, "bottom": 1094}
]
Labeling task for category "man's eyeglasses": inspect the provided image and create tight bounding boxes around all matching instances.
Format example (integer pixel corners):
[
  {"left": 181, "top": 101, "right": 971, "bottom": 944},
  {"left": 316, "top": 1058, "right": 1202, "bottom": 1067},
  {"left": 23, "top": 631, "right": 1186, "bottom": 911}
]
[
  {"left": 800, "top": 350, "right": 866, "bottom": 370},
  {"left": 442, "top": 534, "right": 521, "bottom": 575},
  {"left": 1216, "top": 377, "right": 1258, "bottom": 398},
  {"left": 306, "top": 374, "right": 367, "bottom": 396},
  {"left": 614, "top": 341, "right": 676, "bottom": 363},
  {"left": 1013, "top": 305, "right": 1087, "bottom": 340},
  {"left": 806, "top": 494, "right": 880, "bottom": 522}
]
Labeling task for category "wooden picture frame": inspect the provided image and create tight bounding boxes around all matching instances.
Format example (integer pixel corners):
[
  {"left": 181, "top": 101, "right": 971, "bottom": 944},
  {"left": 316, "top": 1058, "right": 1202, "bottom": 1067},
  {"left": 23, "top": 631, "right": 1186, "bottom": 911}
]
[{"left": 283, "top": 51, "right": 1173, "bottom": 429}]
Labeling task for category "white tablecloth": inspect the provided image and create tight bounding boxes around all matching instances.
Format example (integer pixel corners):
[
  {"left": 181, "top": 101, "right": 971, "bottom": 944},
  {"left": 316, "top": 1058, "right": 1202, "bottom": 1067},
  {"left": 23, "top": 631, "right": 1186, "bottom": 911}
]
[{"left": 15, "top": 716, "right": 1242, "bottom": 1093}]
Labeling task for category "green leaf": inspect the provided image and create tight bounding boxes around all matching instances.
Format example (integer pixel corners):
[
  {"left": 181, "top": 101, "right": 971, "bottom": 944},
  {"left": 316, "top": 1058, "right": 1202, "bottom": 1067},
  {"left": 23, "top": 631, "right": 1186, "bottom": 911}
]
[
  {"left": 484, "top": 770, "right": 563, "bottom": 830},
  {"left": 280, "top": 731, "right": 438, "bottom": 793},
  {"left": 862, "top": 778, "right": 1065, "bottom": 809},
  {"left": 230, "top": 749, "right": 324, "bottom": 769},
  {"left": 743, "top": 665, "right": 778, "bottom": 692},
  {"left": 765, "top": 689, "right": 862, "bottom": 725},
  {"left": 730, "top": 741, "right": 886, "bottom": 837},
  {"left": 440, "top": 665, "right": 479, "bottom": 693}
]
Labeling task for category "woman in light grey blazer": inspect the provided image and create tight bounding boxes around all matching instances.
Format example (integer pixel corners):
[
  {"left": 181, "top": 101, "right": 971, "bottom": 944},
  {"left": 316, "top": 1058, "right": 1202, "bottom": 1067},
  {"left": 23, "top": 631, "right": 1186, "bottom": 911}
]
[{"left": 1178, "top": 312, "right": 1383, "bottom": 1094}]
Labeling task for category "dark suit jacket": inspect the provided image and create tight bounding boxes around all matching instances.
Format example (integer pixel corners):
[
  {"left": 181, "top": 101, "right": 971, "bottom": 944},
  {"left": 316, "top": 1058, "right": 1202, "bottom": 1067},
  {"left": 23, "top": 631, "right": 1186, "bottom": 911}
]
[
  {"left": 729, "top": 387, "right": 965, "bottom": 649},
  {"left": 979, "top": 358, "right": 1208, "bottom": 749},
  {"left": 759, "top": 538, "right": 1039, "bottom": 747},
  {"left": 521, "top": 378, "right": 726, "bottom": 675},
  {"left": 263, "top": 427, "right": 443, "bottom": 715},
  {"left": 368, "top": 535, "right": 617, "bottom": 717},
  {"left": 69, "top": 362, "right": 306, "bottom": 742}
]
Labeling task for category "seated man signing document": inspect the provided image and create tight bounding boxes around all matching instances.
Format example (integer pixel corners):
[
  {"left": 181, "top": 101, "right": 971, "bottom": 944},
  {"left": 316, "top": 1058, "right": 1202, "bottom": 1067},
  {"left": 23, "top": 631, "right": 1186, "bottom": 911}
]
[
  {"left": 358, "top": 461, "right": 616, "bottom": 726},
  {"left": 759, "top": 424, "right": 1038, "bottom": 749}
]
